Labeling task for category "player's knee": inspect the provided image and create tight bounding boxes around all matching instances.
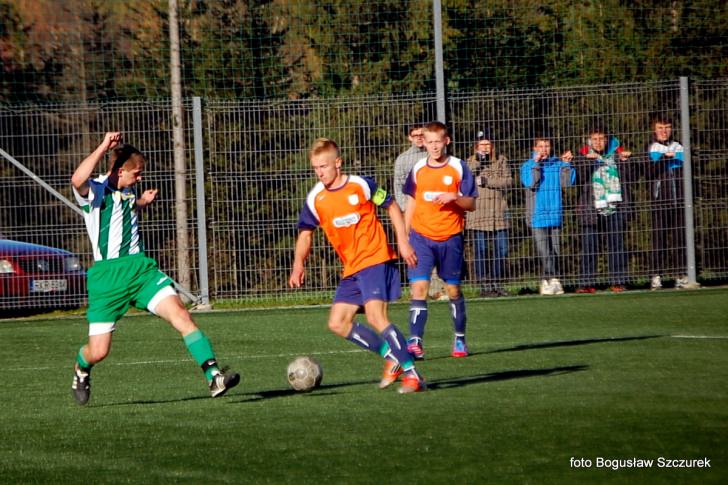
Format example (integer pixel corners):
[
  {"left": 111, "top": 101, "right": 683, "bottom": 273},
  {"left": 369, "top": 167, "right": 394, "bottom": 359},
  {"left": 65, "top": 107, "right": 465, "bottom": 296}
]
[
  {"left": 446, "top": 285, "right": 462, "bottom": 299},
  {"left": 163, "top": 302, "right": 197, "bottom": 334},
  {"left": 327, "top": 317, "right": 350, "bottom": 337},
  {"left": 364, "top": 314, "right": 388, "bottom": 332},
  {"left": 409, "top": 280, "right": 427, "bottom": 299},
  {"left": 172, "top": 313, "right": 197, "bottom": 335}
]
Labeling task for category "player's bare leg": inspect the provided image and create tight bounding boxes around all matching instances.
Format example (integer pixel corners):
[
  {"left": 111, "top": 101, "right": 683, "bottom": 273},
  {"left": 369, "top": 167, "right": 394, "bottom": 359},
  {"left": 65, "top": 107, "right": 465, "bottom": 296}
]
[{"left": 155, "top": 294, "right": 240, "bottom": 397}]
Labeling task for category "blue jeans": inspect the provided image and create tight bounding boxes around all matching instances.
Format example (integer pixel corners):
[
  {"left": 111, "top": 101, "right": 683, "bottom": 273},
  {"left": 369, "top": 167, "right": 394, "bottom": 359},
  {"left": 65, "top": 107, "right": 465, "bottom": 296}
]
[{"left": 471, "top": 229, "right": 508, "bottom": 286}]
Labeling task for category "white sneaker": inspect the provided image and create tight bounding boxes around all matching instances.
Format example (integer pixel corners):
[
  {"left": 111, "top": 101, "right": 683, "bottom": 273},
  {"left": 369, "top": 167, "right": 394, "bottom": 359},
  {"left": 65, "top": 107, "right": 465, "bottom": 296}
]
[
  {"left": 549, "top": 278, "right": 564, "bottom": 295},
  {"left": 540, "top": 279, "right": 554, "bottom": 295},
  {"left": 675, "top": 275, "right": 689, "bottom": 289},
  {"left": 650, "top": 275, "right": 662, "bottom": 290}
]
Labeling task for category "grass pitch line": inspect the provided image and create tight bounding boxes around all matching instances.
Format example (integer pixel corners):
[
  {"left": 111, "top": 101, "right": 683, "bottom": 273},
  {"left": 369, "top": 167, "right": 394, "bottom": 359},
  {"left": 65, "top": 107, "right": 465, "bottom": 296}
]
[
  {"left": 10, "top": 344, "right": 462, "bottom": 372},
  {"left": 670, "top": 335, "right": 728, "bottom": 339},
  {"left": 10, "top": 345, "right": 435, "bottom": 372}
]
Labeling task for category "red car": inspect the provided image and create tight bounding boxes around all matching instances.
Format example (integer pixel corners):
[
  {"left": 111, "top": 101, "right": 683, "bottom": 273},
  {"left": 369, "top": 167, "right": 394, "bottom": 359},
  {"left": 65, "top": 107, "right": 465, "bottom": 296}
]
[{"left": 0, "top": 239, "right": 86, "bottom": 309}]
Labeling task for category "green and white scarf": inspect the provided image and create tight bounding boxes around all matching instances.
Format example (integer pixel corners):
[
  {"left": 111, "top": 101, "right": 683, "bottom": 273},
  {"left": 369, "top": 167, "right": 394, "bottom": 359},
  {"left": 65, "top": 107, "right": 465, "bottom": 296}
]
[{"left": 591, "top": 138, "right": 623, "bottom": 215}]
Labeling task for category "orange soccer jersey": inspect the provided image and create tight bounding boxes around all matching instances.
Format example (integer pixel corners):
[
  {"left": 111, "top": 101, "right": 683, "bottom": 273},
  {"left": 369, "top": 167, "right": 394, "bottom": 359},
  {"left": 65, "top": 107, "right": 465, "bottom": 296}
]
[
  {"left": 404, "top": 157, "right": 478, "bottom": 241},
  {"left": 298, "top": 175, "right": 396, "bottom": 277}
]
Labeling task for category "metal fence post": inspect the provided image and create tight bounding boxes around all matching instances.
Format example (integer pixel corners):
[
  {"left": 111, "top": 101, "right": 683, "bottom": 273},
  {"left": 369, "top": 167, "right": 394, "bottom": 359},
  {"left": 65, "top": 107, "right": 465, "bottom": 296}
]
[
  {"left": 193, "top": 96, "right": 211, "bottom": 308},
  {"left": 432, "top": 0, "right": 446, "bottom": 123},
  {"left": 679, "top": 76, "right": 697, "bottom": 285}
]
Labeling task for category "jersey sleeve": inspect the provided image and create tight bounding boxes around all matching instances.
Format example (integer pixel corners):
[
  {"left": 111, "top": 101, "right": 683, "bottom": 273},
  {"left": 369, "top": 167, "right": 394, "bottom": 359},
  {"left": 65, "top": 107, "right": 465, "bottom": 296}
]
[
  {"left": 402, "top": 170, "right": 416, "bottom": 198},
  {"left": 297, "top": 203, "right": 319, "bottom": 231},
  {"left": 72, "top": 185, "right": 90, "bottom": 208},
  {"left": 458, "top": 160, "right": 478, "bottom": 197},
  {"left": 72, "top": 178, "right": 106, "bottom": 212},
  {"left": 362, "top": 176, "right": 393, "bottom": 209}
]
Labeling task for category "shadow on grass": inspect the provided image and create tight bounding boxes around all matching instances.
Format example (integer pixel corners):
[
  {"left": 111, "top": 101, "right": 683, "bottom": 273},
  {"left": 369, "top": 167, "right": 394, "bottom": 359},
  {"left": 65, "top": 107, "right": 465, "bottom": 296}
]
[
  {"left": 233, "top": 379, "right": 378, "bottom": 403},
  {"left": 426, "top": 364, "right": 588, "bottom": 391},
  {"left": 91, "top": 394, "right": 212, "bottom": 407},
  {"left": 486, "top": 335, "right": 663, "bottom": 354},
  {"left": 94, "top": 362, "right": 593, "bottom": 406},
  {"left": 232, "top": 364, "right": 588, "bottom": 402}
]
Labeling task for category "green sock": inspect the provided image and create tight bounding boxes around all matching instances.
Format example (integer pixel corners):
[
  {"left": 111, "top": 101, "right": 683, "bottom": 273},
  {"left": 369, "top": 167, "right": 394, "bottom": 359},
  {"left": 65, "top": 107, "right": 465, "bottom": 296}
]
[
  {"left": 76, "top": 346, "right": 92, "bottom": 373},
  {"left": 378, "top": 341, "right": 392, "bottom": 359},
  {"left": 183, "top": 329, "right": 218, "bottom": 381}
]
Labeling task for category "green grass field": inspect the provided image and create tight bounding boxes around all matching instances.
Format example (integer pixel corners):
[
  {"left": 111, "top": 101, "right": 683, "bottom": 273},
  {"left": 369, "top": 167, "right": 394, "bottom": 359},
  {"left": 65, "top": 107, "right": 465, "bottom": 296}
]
[{"left": 1, "top": 289, "right": 726, "bottom": 484}]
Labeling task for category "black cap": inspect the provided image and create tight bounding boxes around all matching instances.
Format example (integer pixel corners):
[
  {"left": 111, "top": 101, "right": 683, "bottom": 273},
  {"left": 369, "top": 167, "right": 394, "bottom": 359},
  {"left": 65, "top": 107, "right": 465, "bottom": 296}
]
[{"left": 476, "top": 128, "right": 492, "bottom": 141}]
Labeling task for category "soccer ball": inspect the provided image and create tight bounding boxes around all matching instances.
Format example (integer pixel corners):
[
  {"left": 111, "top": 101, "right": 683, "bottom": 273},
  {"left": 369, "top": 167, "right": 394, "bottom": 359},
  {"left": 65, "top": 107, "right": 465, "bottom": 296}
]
[{"left": 287, "top": 356, "right": 323, "bottom": 392}]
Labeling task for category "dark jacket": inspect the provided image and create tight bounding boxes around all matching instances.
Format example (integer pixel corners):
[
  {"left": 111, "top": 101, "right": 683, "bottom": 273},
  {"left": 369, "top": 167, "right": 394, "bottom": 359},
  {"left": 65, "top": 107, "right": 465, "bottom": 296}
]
[{"left": 646, "top": 136, "right": 684, "bottom": 203}]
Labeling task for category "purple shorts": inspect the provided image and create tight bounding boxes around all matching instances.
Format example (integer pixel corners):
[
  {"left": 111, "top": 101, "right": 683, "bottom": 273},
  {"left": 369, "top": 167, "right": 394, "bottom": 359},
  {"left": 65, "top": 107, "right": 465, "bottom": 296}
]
[
  {"left": 333, "top": 261, "right": 402, "bottom": 307},
  {"left": 407, "top": 230, "right": 464, "bottom": 284}
]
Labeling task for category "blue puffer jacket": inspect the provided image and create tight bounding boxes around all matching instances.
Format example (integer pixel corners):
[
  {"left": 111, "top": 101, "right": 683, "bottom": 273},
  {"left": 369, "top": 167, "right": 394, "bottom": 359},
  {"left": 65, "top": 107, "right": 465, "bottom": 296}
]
[{"left": 520, "top": 156, "right": 575, "bottom": 228}]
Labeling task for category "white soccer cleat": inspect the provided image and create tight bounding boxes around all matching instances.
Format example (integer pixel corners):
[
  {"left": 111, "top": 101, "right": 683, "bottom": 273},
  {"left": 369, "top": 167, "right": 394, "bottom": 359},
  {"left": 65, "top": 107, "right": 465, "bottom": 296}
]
[
  {"left": 650, "top": 275, "right": 662, "bottom": 290},
  {"left": 549, "top": 278, "right": 564, "bottom": 295},
  {"left": 539, "top": 279, "right": 554, "bottom": 295},
  {"left": 209, "top": 367, "right": 240, "bottom": 397}
]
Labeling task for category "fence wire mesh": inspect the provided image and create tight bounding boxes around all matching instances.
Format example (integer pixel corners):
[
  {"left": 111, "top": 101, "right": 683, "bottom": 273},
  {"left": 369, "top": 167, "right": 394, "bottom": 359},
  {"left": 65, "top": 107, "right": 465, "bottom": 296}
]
[
  {"left": 0, "top": 99, "right": 201, "bottom": 308},
  {"left": 0, "top": 79, "right": 726, "bottom": 309}
]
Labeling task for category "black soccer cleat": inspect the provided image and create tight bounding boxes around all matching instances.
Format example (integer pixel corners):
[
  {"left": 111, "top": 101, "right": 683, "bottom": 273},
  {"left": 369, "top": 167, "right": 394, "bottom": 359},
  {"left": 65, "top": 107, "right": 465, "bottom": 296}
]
[
  {"left": 71, "top": 366, "right": 91, "bottom": 405},
  {"left": 209, "top": 367, "right": 240, "bottom": 398}
]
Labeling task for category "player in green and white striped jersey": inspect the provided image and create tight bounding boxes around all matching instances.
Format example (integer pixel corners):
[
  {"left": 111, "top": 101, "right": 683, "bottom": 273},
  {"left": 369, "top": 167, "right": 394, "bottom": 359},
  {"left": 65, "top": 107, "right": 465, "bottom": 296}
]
[{"left": 69, "top": 132, "right": 239, "bottom": 405}]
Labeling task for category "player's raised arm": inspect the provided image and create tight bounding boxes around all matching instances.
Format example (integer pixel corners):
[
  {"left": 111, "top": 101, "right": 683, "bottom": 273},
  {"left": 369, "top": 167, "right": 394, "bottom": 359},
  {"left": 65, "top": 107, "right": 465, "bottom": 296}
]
[
  {"left": 71, "top": 132, "right": 122, "bottom": 196},
  {"left": 388, "top": 201, "right": 417, "bottom": 267},
  {"left": 289, "top": 229, "right": 314, "bottom": 288}
]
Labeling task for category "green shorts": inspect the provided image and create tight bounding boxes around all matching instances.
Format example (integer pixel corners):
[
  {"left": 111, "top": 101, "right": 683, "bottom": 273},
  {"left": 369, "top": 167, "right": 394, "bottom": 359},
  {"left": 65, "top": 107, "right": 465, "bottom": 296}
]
[{"left": 87, "top": 253, "right": 175, "bottom": 325}]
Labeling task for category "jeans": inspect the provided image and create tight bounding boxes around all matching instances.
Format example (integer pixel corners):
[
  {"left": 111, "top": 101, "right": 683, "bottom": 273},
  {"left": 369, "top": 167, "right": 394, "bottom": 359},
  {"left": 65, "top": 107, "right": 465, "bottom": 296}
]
[
  {"left": 471, "top": 229, "right": 508, "bottom": 286},
  {"left": 650, "top": 202, "right": 686, "bottom": 276},
  {"left": 533, "top": 227, "right": 561, "bottom": 279},
  {"left": 580, "top": 212, "right": 627, "bottom": 286}
]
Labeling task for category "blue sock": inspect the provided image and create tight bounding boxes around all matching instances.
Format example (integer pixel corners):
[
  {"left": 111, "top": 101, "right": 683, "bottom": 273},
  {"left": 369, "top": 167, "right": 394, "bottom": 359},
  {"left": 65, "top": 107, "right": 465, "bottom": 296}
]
[
  {"left": 450, "top": 296, "right": 467, "bottom": 337},
  {"left": 381, "top": 324, "right": 415, "bottom": 372},
  {"left": 409, "top": 299, "right": 428, "bottom": 341},
  {"left": 346, "top": 322, "right": 387, "bottom": 356}
]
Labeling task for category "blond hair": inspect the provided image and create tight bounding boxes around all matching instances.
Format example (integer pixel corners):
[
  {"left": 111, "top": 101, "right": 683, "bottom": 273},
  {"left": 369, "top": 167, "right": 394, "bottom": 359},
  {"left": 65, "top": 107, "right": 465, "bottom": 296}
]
[{"left": 309, "top": 138, "right": 340, "bottom": 159}]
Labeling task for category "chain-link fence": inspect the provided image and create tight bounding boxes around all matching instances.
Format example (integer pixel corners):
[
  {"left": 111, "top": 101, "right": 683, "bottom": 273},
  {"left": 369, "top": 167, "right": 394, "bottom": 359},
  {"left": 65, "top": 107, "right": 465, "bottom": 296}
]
[
  {"left": 0, "top": 99, "right": 201, "bottom": 308},
  {"left": 2, "top": 78, "right": 724, "bottom": 308}
]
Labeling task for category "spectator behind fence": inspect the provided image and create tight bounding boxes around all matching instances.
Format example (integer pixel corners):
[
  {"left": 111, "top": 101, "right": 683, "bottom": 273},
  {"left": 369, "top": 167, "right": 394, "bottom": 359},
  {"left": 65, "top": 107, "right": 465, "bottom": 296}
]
[
  {"left": 393, "top": 124, "right": 426, "bottom": 211},
  {"left": 647, "top": 116, "right": 688, "bottom": 290},
  {"left": 575, "top": 128, "right": 632, "bottom": 293},
  {"left": 403, "top": 121, "right": 477, "bottom": 359},
  {"left": 520, "top": 137, "right": 575, "bottom": 295},
  {"left": 465, "top": 129, "right": 513, "bottom": 297}
]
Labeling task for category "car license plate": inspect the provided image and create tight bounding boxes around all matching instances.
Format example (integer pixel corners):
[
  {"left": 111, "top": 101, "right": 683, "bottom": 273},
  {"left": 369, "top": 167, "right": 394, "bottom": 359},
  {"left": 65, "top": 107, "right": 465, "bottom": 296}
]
[{"left": 30, "top": 279, "right": 68, "bottom": 293}]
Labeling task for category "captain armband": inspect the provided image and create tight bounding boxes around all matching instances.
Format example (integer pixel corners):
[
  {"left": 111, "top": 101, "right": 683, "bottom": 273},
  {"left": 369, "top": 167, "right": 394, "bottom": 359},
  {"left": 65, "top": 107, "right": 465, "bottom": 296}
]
[{"left": 372, "top": 187, "right": 388, "bottom": 206}]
